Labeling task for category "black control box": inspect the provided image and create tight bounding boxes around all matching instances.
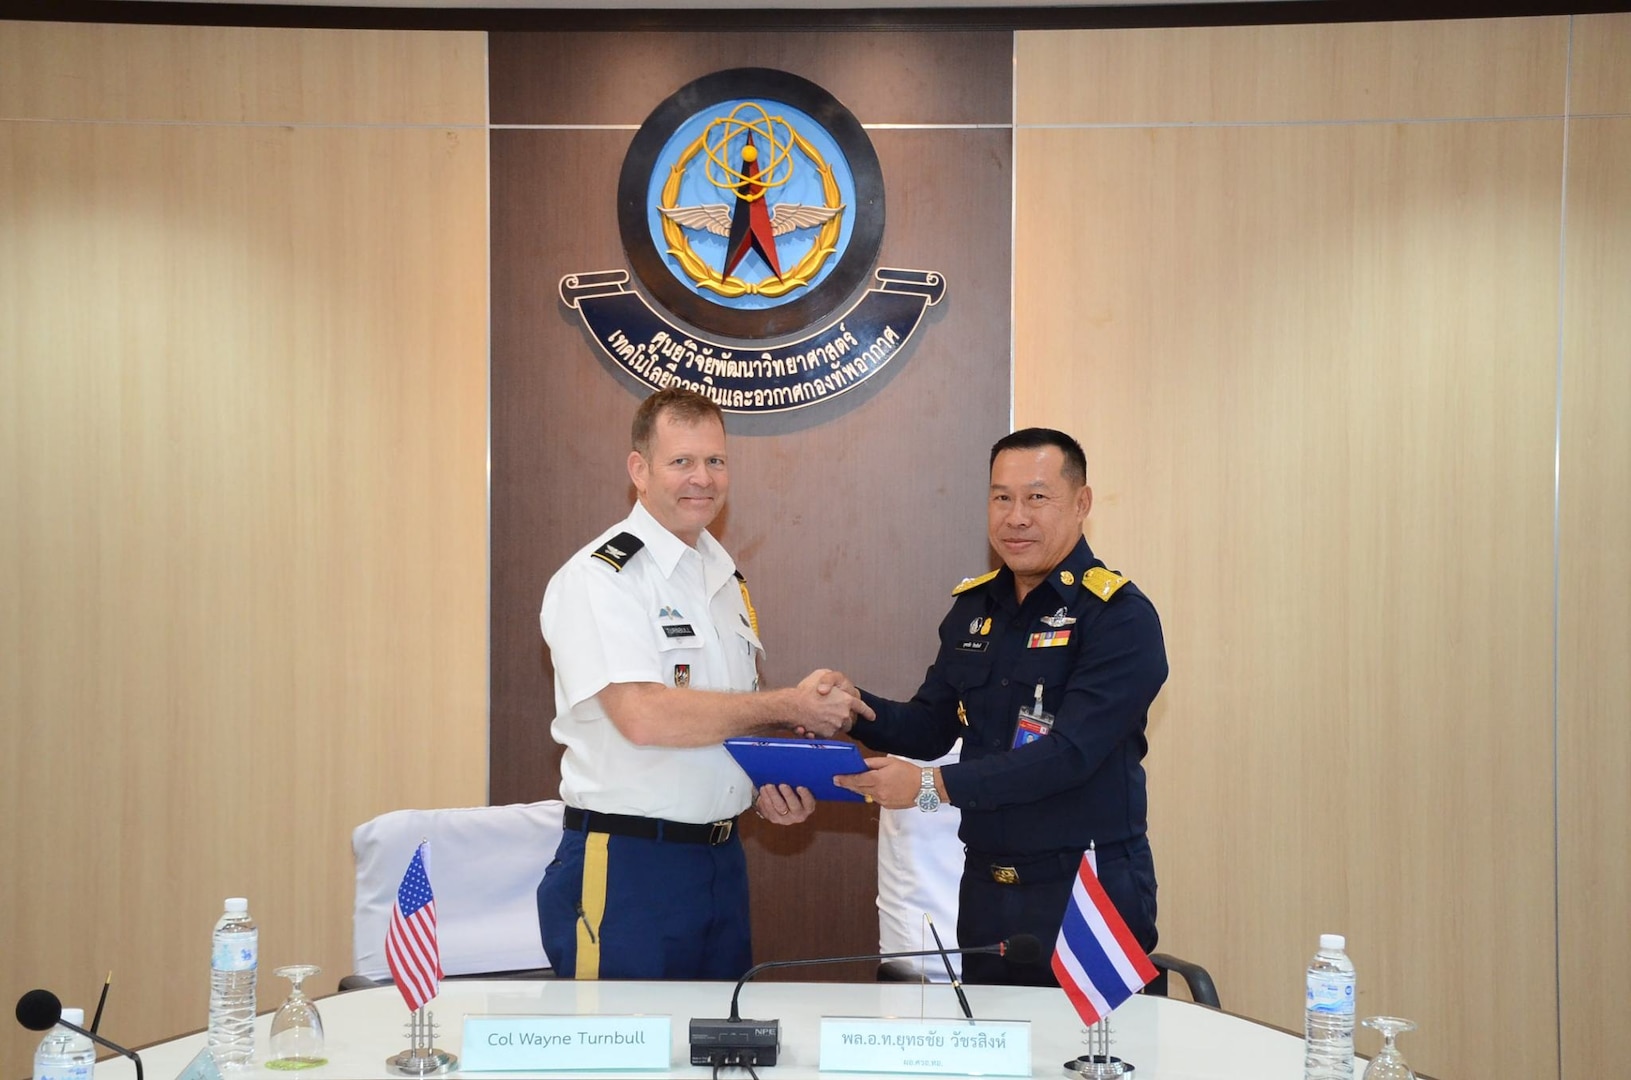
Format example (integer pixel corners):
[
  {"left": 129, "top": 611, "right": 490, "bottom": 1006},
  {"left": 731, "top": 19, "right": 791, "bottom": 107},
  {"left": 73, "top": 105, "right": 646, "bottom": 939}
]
[{"left": 688, "top": 1018, "right": 782, "bottom": 1067}]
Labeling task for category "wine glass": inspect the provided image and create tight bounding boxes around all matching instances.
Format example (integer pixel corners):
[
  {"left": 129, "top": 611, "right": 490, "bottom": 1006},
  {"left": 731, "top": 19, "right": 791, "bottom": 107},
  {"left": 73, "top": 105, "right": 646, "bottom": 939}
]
[
  {"left": 267, "top": 964, "right": 327, "bottom": 1070},
  {"left": 1361, "top": 1016, "right": 1417, "bottom": 1080}
]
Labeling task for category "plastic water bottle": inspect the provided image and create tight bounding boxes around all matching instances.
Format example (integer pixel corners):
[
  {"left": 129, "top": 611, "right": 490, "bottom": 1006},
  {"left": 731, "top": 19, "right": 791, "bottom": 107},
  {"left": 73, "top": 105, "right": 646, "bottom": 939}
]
[
  {"left": 208, "top": 897, "right": 258, "bottom": 1068},
  {"left": 33, "top": 1007, "right": 94, "bottom": 1080},
  {"left": 1304, "top": 933, "right": 1357, "bottom": 1079}
]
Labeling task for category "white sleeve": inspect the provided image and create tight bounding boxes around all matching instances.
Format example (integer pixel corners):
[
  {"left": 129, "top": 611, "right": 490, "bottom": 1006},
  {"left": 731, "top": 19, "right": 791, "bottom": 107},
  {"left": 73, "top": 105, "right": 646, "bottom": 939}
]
[{"left": 541, "top": 560, "right": 664, "bottom": 709}]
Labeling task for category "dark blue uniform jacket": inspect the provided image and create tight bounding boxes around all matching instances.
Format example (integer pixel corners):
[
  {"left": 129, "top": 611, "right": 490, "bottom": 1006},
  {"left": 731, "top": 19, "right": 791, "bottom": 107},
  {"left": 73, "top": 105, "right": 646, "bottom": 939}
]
[{"left": 853, "top": 537, "right": 1167, "bottom": 860}]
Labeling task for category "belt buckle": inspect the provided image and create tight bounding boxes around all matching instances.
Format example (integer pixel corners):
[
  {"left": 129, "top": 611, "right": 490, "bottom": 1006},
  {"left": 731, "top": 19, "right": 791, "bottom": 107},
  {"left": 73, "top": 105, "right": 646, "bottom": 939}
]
[
  {"left": 709, "top": 819, "right": 733, "bottom": 845},
  {"left": 991, "top": 864, "right": 1019, "bottom": 885}
]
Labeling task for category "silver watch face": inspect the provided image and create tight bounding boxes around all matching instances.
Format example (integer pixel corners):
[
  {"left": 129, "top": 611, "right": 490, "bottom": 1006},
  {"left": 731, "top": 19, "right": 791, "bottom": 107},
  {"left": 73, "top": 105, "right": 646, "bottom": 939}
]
[{"left": 916, "top": 789, "right": 940, "bottom": 812}]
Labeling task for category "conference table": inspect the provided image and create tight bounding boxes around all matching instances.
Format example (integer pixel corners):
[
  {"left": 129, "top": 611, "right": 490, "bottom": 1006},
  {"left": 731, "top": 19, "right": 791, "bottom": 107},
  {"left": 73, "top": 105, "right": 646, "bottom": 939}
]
[{"left": 99, "top": 980, "right": 1364, "bottom": 1079}]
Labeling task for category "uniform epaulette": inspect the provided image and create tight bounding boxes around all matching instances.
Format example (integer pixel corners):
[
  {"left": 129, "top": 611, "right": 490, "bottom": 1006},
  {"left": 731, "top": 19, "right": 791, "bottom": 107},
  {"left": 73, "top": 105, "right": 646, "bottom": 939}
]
[
  {"left": 951, "top": 569, "right": 1000, "bottom": 596},
  {"left": 589, "top": 532, "right": 644, "bottom": 572},
  {"left": 1083, "top": 566, "right": 1130, "bottom": 601}
]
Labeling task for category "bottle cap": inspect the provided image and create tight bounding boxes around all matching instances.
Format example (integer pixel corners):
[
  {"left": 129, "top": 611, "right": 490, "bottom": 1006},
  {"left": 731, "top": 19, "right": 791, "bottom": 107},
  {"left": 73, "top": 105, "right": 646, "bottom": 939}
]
[
  {"left": 1319, "top": 933, "right": 1345, "bottom": 950},
  {"left": 60, "top": 1008, "right": 85, "bottom": 1026},
  {"left": 225, "top": 897, "right": 249, "bottom": 913}
]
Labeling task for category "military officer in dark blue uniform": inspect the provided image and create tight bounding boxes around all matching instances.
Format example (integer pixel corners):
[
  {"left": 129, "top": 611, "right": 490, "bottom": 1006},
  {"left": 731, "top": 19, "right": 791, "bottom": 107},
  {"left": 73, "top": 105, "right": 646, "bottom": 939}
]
[{"left": 834, "top": 428, "right": 1167, "bottom": 986}]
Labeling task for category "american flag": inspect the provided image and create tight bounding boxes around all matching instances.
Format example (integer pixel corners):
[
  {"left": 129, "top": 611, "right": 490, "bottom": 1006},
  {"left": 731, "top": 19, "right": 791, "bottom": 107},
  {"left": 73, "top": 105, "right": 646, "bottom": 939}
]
[
  {"left": 385, "top": 842, "right": 442, "bottom": 1011},
  {"left": 1051, "top": 851, "right": 1158, "bottom": 1027}
]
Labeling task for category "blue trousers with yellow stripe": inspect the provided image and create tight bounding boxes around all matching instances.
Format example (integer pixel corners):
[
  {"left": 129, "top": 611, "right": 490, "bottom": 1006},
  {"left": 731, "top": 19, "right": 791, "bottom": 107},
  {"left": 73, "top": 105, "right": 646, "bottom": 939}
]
[{"left": 537, "top": 827, "right": 752, "bottom": 980}]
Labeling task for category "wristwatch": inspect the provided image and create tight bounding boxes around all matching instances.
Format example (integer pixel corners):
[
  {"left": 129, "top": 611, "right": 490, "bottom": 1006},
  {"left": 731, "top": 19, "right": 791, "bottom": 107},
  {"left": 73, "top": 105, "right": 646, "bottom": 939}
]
[{"left": 916, "top": 768, "right": 941, "bottom": 813}]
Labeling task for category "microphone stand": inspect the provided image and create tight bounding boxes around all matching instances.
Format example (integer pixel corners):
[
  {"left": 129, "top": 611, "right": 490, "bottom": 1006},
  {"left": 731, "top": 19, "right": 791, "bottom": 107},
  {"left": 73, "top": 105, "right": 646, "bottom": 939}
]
[
  {"left": 54, "top": 1018, "right": 144, "bottom": 1080},
  {"left": 926, "top": 918, "right": 974, "bottom": 1021}
]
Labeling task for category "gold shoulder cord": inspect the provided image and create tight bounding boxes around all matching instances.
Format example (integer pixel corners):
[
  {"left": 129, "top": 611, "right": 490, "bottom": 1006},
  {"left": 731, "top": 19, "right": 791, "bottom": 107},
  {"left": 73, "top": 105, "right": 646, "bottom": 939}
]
[{"left": 737, "top": 577, "right": 760, "bottom": 637}]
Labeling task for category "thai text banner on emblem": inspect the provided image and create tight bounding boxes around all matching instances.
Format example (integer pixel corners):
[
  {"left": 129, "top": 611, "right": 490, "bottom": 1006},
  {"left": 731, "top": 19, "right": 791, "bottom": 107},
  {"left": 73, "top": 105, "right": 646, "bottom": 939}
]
[{"left": 563, "top": 268, "right": 942, "bottom": 414}]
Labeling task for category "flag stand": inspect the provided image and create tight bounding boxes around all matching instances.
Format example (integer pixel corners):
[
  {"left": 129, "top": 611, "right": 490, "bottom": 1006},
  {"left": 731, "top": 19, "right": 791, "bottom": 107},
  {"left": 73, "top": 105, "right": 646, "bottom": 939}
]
[
  {"left": 1053, "top": 845, "right": 1151, "bottom": 1079},
  {"left": 385, "top": 1006, "right": 457, "bottom": 1076},
  {"left": 1065, "top": 1018, "right": 1133, "bottom": 1077}
]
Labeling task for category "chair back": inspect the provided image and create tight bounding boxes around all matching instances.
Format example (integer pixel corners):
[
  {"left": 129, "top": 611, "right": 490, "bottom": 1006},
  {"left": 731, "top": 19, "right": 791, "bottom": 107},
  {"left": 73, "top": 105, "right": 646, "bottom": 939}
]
[
  {"left": 351, "top": 800, "right": 564, "bottom": 981},
  {"left": 876, "top": 744, "right": 964, "bottom": 981}
]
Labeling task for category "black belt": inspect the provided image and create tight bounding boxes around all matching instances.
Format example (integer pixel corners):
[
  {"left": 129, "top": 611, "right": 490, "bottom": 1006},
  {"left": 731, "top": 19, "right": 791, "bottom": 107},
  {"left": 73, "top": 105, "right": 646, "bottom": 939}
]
[
  {"left": 563, "top": 806, "right": 737, "bottom": 846},
  {"left": 969, "top": 840, "right": 1138, "bottom": 886}
]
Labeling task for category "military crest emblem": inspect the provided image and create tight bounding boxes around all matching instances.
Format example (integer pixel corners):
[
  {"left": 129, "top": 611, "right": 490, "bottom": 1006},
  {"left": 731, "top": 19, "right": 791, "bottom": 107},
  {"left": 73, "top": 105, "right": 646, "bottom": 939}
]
[{"left": 561, "top": 68, "right": 944, "bottom": 414}]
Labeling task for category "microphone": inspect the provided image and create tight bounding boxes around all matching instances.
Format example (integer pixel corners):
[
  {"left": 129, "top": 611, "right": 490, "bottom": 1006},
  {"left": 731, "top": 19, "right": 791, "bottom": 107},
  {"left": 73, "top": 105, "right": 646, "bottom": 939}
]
[
  {"left": 689, "top": 934, "right": 1043, "bottom": 1067},
  {"left": 17, "top": 989, "right": 145, "bottom": 1080}
]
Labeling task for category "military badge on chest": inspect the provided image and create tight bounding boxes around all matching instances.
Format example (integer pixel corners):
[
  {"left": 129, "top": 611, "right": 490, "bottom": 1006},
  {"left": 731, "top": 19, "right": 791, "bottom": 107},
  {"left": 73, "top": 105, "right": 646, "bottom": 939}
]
[
  {"left": 658, "top": 605, "right": 697, "bottom": 639},
  {"left": 958, "top": 614, "right": 993, "bottom": 652},
  {"left": 1040, "top": 606, "right": 1076, "bottom": 628},
  {"left": 674, "top": 663, "right": 691, "bottom": 688}
]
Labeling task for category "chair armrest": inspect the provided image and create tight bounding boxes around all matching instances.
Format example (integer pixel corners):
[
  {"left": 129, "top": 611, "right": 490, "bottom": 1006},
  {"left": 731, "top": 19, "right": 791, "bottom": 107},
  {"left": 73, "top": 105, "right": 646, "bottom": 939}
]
[{"left": 1148, "top": 953, "right": 1220, "bottom": 1008}]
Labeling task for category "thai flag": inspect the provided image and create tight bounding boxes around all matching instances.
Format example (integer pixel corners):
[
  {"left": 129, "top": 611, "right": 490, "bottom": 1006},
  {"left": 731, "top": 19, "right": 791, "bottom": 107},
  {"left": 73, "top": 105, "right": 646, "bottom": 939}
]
[
  {"left": 1051, "top": 851, "right": 1158, "bottom": 1026},
  {"left": 385, "top": 842, "right": 442, "bottom": 1011}
]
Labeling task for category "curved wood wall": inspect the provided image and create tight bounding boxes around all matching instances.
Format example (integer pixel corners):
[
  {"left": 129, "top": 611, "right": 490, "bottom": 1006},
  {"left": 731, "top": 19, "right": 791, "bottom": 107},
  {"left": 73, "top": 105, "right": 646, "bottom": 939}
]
[
  {"left": 0, "top": 23, "right": 490, "bottom": 1080},
  {"left": 1015, "top": 16, "right": 1630, "bottom": 1080}
]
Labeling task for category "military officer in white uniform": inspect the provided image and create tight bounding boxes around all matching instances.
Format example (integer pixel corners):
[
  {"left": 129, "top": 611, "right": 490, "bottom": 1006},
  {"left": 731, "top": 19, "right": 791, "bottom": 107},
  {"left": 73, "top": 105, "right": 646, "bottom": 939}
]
[{"left": 537, "top": 387, "right": 870, "bottom": 980}]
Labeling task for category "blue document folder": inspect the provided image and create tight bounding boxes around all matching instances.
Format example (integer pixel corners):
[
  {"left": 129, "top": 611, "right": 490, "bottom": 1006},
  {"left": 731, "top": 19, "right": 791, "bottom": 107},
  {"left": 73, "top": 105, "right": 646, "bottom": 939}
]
[{"left": 724, "top": 737, "right": 869, "bottom": 802}]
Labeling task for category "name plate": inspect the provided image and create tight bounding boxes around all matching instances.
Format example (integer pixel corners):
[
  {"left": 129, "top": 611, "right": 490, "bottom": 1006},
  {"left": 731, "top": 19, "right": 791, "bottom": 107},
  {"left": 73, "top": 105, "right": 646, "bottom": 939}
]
[
  {"left": 819, "top": 1017, "right": 1031, "bottom": 1077},
  {"left": 174, "top": 1048, "right": 225, "bottom": 1080},
  {"left": 461, "top": 1015, "right": 670, "bottom": 1072}
]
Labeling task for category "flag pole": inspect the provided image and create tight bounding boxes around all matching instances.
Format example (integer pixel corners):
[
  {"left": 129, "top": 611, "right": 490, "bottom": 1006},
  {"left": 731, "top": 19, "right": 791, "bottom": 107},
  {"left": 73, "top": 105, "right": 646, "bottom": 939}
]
[{"left": 386, "top": 1005, "right": 457, "bottom": 1076}]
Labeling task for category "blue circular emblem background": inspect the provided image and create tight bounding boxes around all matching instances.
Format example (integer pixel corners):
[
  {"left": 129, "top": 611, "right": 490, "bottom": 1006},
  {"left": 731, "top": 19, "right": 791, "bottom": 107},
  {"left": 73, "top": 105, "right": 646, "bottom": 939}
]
[
  {"left": 645, "top": 100, "right": 858, "bottom": 312},
  {"left": 618, "top": 68, "right": 885, "bottom": 340}
]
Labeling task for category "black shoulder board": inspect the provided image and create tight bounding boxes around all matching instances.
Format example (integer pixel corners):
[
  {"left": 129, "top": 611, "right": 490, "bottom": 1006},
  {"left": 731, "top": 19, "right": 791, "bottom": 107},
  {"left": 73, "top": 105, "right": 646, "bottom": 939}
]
[{"left": 589, "top": 532, "right": 645, "bottom": 572}]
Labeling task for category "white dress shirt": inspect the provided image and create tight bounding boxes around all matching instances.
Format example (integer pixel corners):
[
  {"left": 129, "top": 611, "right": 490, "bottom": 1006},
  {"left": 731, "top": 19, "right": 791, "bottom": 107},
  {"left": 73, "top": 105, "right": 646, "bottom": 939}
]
[{"left": 541, "top": 501, "right": 763, "bottom": 823}]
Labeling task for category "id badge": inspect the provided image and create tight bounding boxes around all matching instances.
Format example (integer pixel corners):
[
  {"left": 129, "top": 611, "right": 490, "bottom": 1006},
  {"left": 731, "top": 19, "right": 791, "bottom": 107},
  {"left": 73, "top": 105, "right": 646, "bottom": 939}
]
[{"left": 1012, "top": 681, "right": 1054, "bottom": 748}]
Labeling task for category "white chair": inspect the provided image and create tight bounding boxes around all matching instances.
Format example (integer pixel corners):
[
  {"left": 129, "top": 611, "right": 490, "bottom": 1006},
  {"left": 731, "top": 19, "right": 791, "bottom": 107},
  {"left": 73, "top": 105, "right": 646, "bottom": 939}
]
[
  {"left": 348, "top": 800, "right": 565, "bottom": 987},
  {"left": 876, "top": 742, "right": 965, "bottom": 982}
]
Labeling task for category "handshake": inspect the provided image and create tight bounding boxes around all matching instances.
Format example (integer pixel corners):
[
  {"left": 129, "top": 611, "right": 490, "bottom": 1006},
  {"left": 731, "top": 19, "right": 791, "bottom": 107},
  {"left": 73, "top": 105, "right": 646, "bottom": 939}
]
[
  {"left": 754, "top": 668, "right": 927, "bottom": 826},
  {"left": 781, "top": 668, "right": 873, "bottom": 739}
]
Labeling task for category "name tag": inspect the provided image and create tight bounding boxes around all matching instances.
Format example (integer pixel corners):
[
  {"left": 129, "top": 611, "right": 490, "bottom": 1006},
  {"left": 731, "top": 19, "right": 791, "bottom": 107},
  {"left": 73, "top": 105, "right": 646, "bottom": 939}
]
[
  {"left": 661, "top": 624, "right": 696, "bottom": 639},
  {"left": 461, "top": 1015, "right": 670, "bottom": 1072},
  {"left": 819, "top": 1017, "right": 1030, "bottom": 1077}
]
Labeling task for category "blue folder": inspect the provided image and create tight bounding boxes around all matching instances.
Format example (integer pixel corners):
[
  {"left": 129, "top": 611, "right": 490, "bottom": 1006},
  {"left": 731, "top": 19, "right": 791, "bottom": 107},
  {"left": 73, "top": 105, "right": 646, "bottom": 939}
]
[{"left": 724, "top": 737, "right": 869, "bottom": 802}]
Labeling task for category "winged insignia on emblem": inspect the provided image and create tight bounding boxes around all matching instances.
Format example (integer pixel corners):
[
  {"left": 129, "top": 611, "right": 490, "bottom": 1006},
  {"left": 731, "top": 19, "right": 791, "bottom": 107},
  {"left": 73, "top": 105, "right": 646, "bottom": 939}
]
[{"left": 659, "top": 202, "right": 844, "bottom": 238}]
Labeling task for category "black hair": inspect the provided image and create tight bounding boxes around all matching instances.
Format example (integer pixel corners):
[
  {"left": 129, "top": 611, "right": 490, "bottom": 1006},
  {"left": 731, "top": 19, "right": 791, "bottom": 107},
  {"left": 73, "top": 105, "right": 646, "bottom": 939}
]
[{"left": 989, "top": 428, "right": 1087, "bottom": 487}]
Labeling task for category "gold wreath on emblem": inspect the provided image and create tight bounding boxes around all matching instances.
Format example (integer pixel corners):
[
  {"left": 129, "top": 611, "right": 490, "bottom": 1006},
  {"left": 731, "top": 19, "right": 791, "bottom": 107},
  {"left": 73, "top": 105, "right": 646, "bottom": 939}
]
[{"left": 657, "top": 102, "right": 846, "bottom": 299}]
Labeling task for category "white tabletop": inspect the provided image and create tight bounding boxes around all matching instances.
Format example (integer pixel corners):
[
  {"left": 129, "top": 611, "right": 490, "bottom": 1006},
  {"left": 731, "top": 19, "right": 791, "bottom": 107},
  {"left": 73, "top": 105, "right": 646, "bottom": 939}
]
[{"left": 106, "top": 980, "right": 1342, "bottom": 1079}]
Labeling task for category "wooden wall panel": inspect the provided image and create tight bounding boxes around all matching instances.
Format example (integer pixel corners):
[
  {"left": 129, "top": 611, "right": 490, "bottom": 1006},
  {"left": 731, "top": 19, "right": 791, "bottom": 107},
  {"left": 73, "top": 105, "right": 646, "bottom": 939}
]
[
  {"left": 490, "top": 30, "right": 1011, "bottom": 127},
  {"left": 1016, "top": 20, "right": 1571, "bottom": 1080},
  {"left": 1018, "top": 18, "right": 1566, "bottom": 125},
  {"left": 0, "top": 26, "right": 488, "bottom": 1080},
  {"left": 1570, "top": 14, "right": 1631, "bottom": 115},
  {"left": 0, "top": 21, "right": 487, "bottom": 125},
  {"left": 488, "top": 31, "right": 1012, "bottom": 970},
  {"left": 1558, "top": 117, "right": 1631, "bottom": 1080}
]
